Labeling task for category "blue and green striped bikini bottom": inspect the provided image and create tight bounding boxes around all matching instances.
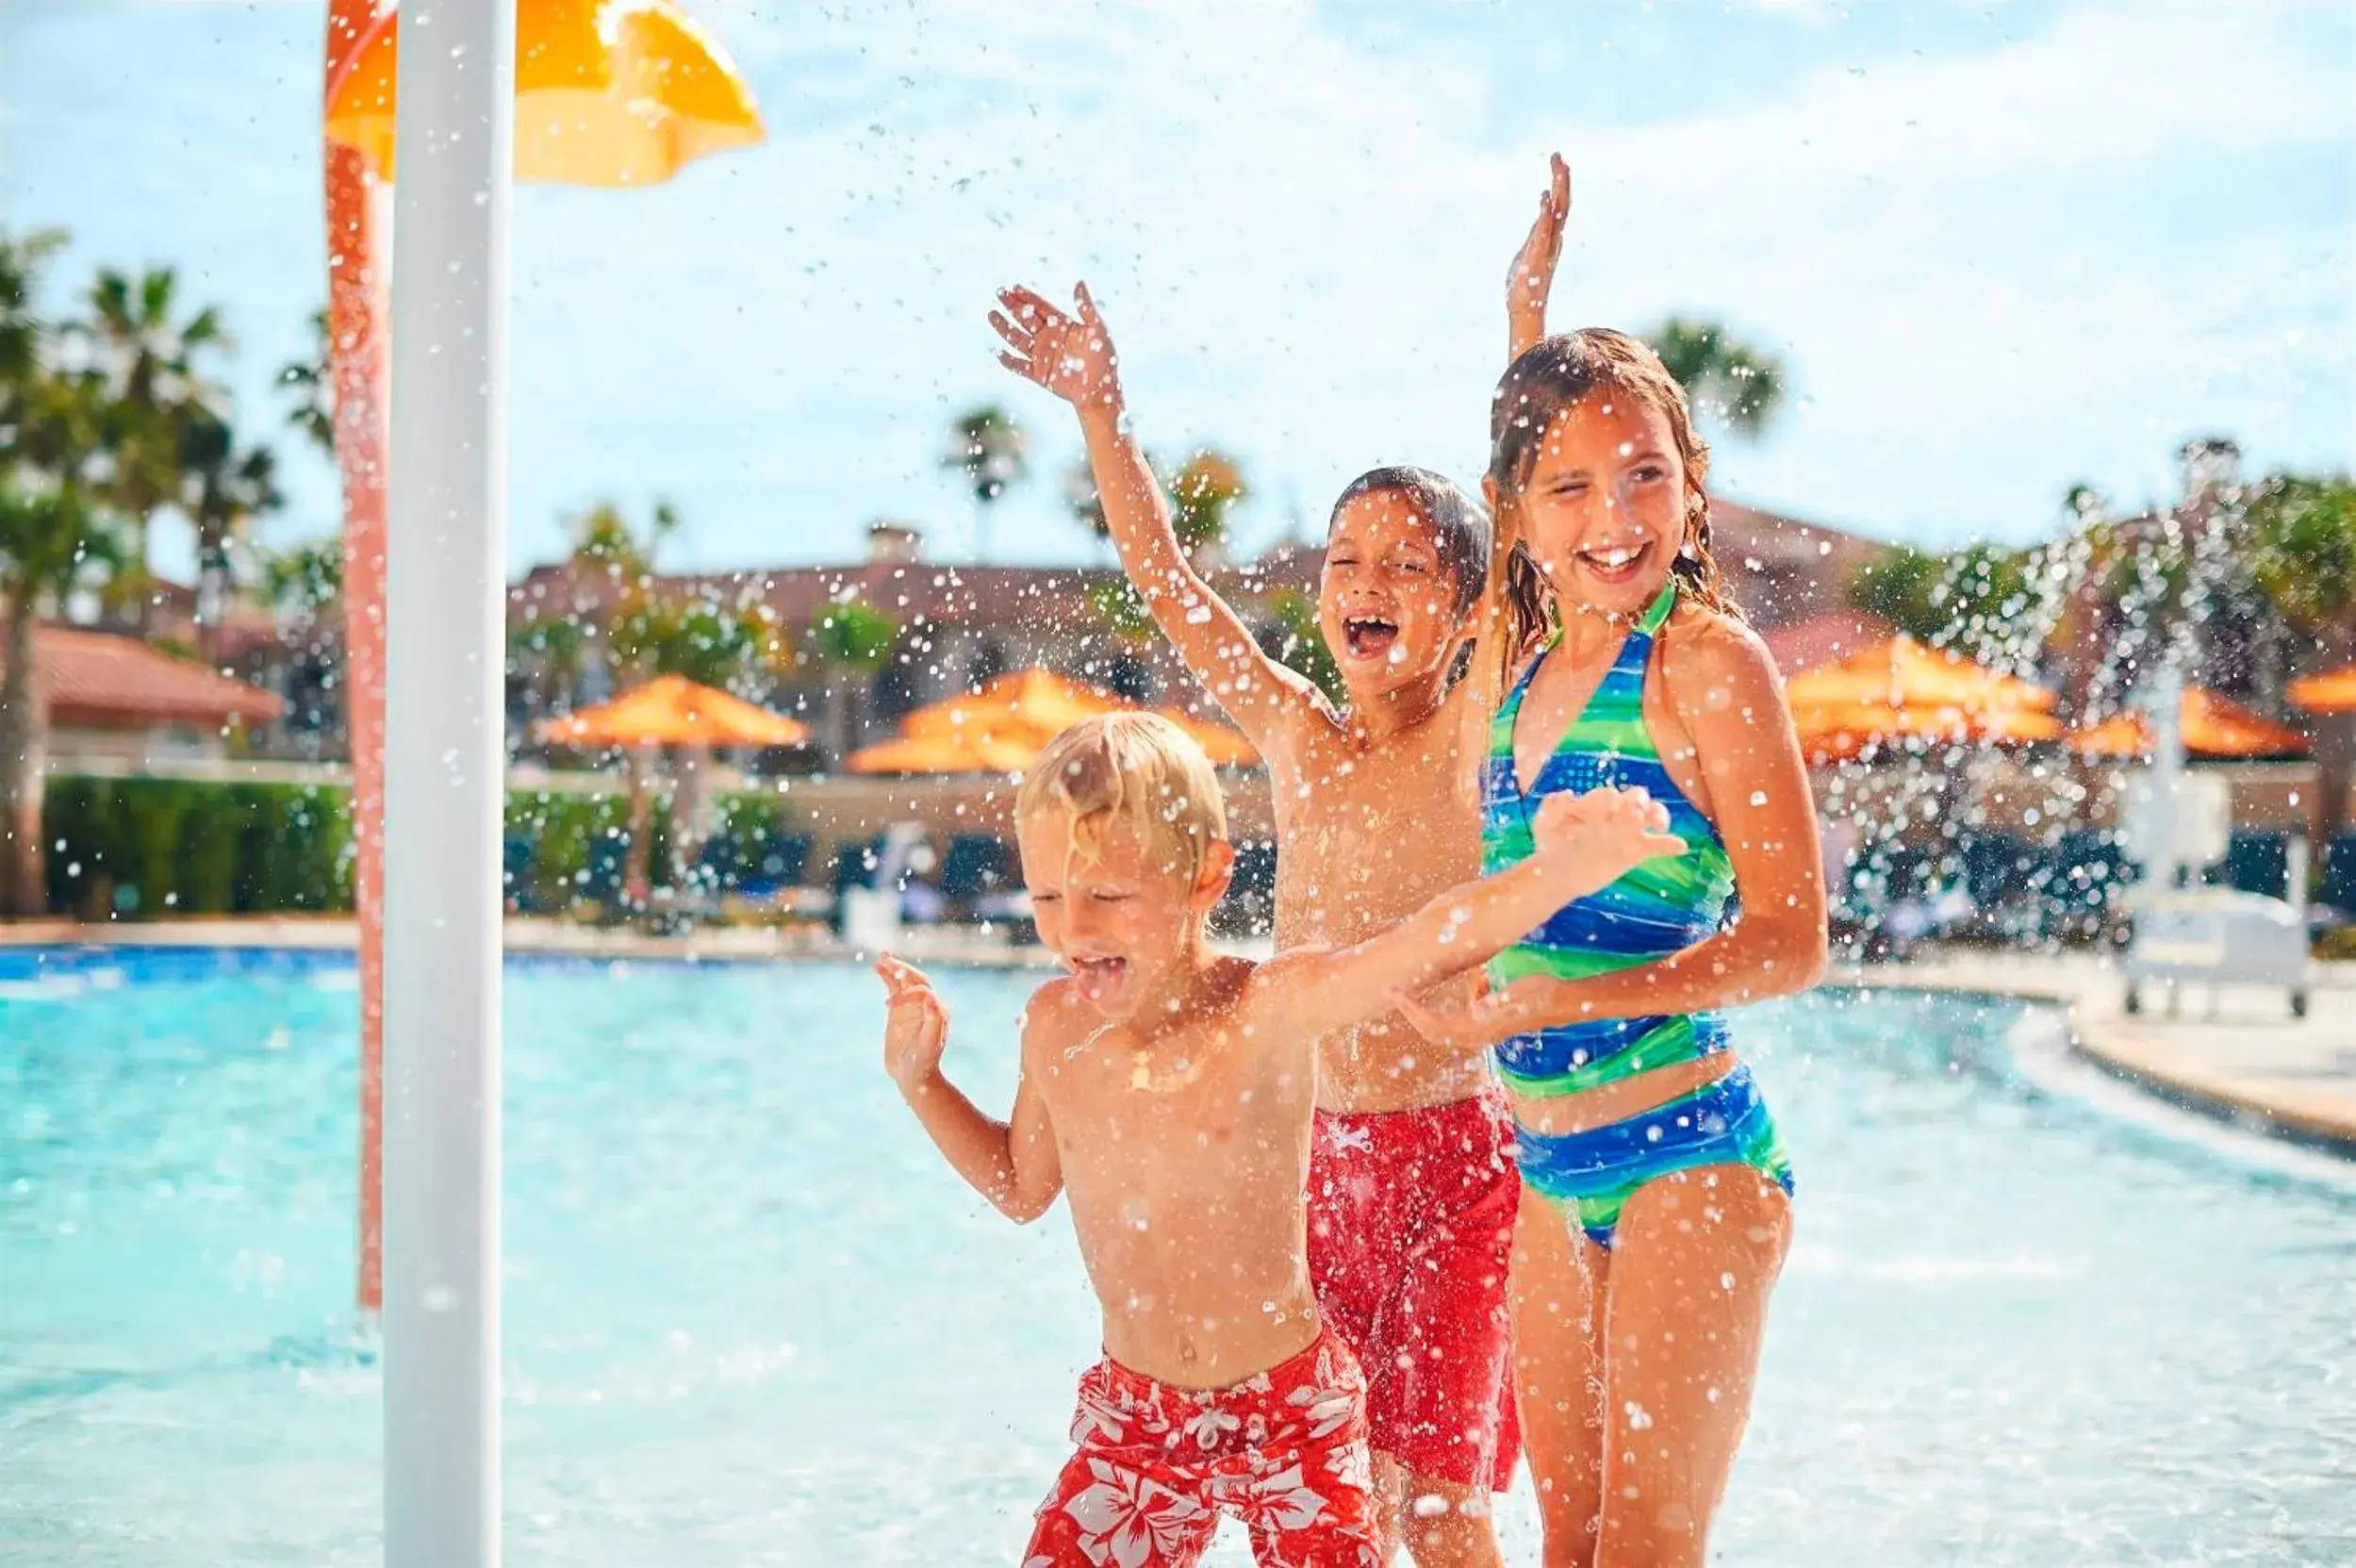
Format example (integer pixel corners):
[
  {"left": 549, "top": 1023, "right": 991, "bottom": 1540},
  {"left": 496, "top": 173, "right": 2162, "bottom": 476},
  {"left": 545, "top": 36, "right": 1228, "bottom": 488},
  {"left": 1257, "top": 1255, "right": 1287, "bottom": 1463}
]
[{"left": 1514, "top": 1065, "right": 1793, "bottom": 1250}]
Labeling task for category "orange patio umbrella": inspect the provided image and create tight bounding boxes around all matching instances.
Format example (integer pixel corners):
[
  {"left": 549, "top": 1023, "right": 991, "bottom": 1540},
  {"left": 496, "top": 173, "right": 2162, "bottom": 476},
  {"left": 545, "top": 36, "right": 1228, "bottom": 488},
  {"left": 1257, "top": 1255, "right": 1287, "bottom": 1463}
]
[
  {"left": 904, "top": 668, "right": 1126, "bottom": 741},
  {"left": 2287, "top": 664, "right": 2356, "bottom": 714},
  {"left": 1793, "top": 698, "right": 2062, "bottom": 764},
  {"left": 1785, "top": 635, "right": 2058, "bottom": 714},
  {"left": 320, "top": 0, "right": 763, "bottom": 1314},
  {"left": 535, "top": 675, "right": 806, "bottom": 930},
  {"left": 847, "top": 731, "right": 1044, "bottom": 776},
  {"left": 1788, "top": 635, "right": 2059, "bottom": 763},
  {"left": 533, "top": 672, "right": 809, "bottom": 750},
  {"left": 853, "top": 667, "right": 1259, "bottom": 775},
  {"left": 2068, "top": 686, "right": 2310, "bottom": 762}
]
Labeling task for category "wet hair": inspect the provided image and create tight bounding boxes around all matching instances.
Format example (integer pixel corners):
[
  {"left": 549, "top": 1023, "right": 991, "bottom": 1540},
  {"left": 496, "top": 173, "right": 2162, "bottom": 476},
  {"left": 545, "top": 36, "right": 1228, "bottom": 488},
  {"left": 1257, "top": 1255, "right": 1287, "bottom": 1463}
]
[
  {"left": 1016, "top": 713, "right": 1227, "bottom": 883},
  {"left": 1328, "top": 466, "right": 1491, "bottom": 621},
  {"left": 1487, "top": 329, "right": 1741, "bottom": 662}
]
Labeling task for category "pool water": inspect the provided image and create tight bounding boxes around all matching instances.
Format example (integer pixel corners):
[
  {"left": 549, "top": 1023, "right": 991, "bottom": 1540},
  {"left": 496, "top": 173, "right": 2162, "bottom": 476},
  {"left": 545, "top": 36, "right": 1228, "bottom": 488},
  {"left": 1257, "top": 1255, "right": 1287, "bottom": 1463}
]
[{"left": 4, "top": 949, "right": 2352, "bottom": 1565}]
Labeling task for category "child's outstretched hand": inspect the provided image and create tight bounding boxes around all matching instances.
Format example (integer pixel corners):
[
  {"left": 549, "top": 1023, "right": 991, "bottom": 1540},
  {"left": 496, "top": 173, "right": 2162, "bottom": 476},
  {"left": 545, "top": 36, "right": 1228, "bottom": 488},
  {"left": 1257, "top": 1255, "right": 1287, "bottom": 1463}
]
[
  {"left": 992, "top": 283, "right": 1121, "bottom": 411},
  {"left": 1531, "top": 784, "right": 1684, "bottom": 885},
  {"left": 1506, "top": 152, "right": 1570, "bottom": 357},
  {"left": 876, "top": 953, "right": 949, "bottom": 1094}
]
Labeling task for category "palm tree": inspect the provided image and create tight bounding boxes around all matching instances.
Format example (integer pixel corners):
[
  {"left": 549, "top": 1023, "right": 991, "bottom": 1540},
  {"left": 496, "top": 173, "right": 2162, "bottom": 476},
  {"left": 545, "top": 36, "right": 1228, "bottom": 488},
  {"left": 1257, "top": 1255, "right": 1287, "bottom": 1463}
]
[
  {"left": 275, "top": 306, "right": 337, "bottom": 458},
  {"left": 179, "top": 412, "right": 283, "bottom": 660},
  {"left": 1644, "top": 318, "right": 1788, "bottom": 439},
  {"left": 1168, "top": 448, "right": 1248, "bottom": 564},
  {"left": 1, "top": 228, "right": 67, "bottom": 427},
  {"left": 944, "top": 404, "right": 1029, "bottom": 560},
  {"left": 80, "top": 266, "right": 231, "bottom": 630},
  {"left": 1, "top": 477, "right": 125, "bottom": 916},
  {"left": 568, "top": 497, "right": 678, "bottom": 591},
  {"left": 1063, "top": 446, "right": 1245, "bottom": 562},
  {"left": 263, "top": 535, "right": 343, "bottom": 623},
  {"left": 804, "top": 599, "right": 899, "bottom": 767},
  {"left": 2248, "top": 474, "right": 2356, "bottom": 646}
]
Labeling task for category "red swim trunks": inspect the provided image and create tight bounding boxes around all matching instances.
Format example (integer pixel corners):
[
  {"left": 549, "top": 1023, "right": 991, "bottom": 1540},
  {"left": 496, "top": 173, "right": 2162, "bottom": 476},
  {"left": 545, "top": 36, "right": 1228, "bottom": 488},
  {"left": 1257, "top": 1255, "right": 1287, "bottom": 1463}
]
[
  {"left": 1023, "top": 1329, "right": 1379, "bottom": 1568},
  {"left": 1307, "top": 1088, "right": 1521, "bottom": 1491}
]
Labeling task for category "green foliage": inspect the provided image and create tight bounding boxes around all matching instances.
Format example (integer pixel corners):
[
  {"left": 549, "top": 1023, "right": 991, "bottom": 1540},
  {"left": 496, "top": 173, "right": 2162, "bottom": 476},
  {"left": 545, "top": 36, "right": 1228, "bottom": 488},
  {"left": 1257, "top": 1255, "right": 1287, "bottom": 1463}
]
[
  {"left": 275, "top": 305, "right": 337, "bottom": 457},
  {"left": 41, "top": 778, "right": 354, "bottom": 918},
  {"left": 83, "top": 265, "right": 232, "bottom": 542},
  {"left": 1062, "top": 448, "right": 1244, "bottom": 554},
  {"left": 611, "top": 595, "right": 786, "bottom": 689},
  {"left": 504, "top": 789, "right": 640, "bottom": 909},
  {"left": 178, "top": 411, "right": 282, "bottom": 577},
  {"left": 1849, "top": 543, "right": 2033, "bottom": 644},
  {"left": 0, "top": 227, "right": 68, "bottom": 409},
  {"left": 1642, "top": 317, "right": 1788, "bottom": 438},
  {"left": 1087, "top": 577, "right": 1156, "bottom": 646},
  {"left": 0, "top": 483, "right": 124, "bottom": 606},
  {"left": 38, "top": 778, "right": 803, "bottom": 919},
  {"left": 567, "top": 498, "right": 677, "bottom": 586},
  {"left": 2248, "top": 472, "right": 2356, "bottom": 637},
  {"left": 806, "top": 599, "right": 899, "bottom": 671},
  {"left": 1168, "top": 449, "right": 1247, "bottom": 552},
  {"left": 263, "top": 536, "right": 344, "bottom": 620},
  {"left": 1267, "top": 588, "right": 1343, "bottom": 703},
  {"left": 944, "top": 404, "right": 1030, "bottom": 504}
]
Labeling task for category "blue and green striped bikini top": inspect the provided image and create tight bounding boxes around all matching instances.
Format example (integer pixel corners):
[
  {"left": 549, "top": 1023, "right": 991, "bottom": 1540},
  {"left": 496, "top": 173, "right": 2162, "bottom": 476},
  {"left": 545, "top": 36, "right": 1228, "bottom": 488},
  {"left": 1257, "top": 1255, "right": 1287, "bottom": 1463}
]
[{"left": 1479, "top": 580, "right": 1738, "bottom": 1098}]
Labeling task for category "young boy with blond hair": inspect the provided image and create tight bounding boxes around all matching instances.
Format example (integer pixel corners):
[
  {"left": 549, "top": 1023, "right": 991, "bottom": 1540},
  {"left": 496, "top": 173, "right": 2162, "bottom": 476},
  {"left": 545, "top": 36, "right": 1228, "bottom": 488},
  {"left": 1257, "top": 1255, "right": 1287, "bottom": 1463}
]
[{"left": 878, "top": 713, "right": 1678, "bottom": 1568}]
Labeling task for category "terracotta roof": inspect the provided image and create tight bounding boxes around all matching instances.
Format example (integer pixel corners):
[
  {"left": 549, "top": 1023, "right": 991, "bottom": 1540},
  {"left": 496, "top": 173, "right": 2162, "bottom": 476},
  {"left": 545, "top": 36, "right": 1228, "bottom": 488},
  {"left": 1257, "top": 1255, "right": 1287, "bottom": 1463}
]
[
  {"left": 506, "top": 544, "right": 1326, "bottom": 632},
  {"left": 10, "top": 626, "right": 285, "bottom": 727},
  {"left": 1762, "top": 611, "right": 1899, "bottom": 677}
]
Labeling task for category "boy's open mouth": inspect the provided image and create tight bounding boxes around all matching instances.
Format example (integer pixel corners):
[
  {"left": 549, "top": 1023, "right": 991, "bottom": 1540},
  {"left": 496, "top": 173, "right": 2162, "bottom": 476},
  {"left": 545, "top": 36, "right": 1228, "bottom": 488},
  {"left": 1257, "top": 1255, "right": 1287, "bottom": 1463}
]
[
  {"left": 1341, "top": 615, "right": 1400, "bottom": 662},
  {"left": 1574, "top": 539, "right": 1654, "bottom": 587},
  {"left": 1071, "top": 953, "right": 1129, "bottom": 1006}
]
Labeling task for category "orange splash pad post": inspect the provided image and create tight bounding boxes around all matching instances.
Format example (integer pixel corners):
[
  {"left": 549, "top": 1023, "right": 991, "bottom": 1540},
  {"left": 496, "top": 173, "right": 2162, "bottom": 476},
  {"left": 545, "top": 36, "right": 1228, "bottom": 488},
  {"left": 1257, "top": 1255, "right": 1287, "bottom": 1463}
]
[{"left": 320, "top": 0, "right": 764, "bottom": 1321}]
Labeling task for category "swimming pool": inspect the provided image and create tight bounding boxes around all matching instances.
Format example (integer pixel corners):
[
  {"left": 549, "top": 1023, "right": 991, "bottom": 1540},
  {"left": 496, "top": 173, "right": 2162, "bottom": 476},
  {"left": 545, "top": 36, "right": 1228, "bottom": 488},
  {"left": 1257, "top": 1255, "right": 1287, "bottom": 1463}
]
[{"left": 5, "top": 948, "right": 2352, "bottom": 1565}]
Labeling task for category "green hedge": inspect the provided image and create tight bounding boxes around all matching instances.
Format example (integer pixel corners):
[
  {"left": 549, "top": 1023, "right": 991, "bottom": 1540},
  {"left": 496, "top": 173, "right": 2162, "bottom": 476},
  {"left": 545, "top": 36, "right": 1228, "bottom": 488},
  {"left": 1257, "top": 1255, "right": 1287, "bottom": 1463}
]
[
  {"left": 41, "top": 775, "right": 795, "bottom": 918},
  {"left": 42, "top": 777, "right": 355, "bottom": 918}
]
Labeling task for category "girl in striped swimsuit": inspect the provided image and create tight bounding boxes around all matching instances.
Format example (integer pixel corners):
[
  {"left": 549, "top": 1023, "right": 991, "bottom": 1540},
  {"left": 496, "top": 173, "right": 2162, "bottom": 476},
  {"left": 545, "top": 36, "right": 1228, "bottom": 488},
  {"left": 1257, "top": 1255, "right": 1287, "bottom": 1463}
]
[{"left": 1393, "top": 330, "right": 1827, "bottom": 1567}]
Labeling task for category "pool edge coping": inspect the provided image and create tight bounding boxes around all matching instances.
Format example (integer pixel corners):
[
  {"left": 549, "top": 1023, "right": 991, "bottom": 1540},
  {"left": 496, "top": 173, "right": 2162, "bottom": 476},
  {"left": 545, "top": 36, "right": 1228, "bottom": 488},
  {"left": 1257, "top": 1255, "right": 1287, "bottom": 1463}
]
[{"left": 1828, "top": 962, "right": 2356, "bottom": 1161}]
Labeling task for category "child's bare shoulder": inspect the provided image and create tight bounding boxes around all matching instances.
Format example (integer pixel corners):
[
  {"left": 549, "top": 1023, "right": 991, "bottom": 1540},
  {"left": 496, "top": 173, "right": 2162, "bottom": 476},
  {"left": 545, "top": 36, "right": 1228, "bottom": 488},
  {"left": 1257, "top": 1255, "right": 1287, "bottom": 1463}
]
[
  {"left": 1019, "top": 976, "right": 1094, "bottom": 1059},
  {"left": 1238, "top": 949, "right": 1332, "bottom": 1025},
  {"left": 1659, "top": 600, "right": 1779, "bottom": 707}
]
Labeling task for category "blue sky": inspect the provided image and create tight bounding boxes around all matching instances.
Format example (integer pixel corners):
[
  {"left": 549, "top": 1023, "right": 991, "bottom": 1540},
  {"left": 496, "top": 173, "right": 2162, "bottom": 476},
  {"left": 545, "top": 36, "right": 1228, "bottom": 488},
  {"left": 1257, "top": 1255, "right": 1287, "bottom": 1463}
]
[{"left": 4, "top": 0, "right": 2351, "bottom": 580}]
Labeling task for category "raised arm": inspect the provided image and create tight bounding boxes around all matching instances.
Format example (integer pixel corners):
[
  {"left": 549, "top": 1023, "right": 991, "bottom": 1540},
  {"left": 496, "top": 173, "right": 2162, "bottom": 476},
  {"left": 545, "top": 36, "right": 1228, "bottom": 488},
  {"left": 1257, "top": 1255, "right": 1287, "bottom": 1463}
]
[
  {"left": 992, "top": 284, "right": 1322, "bottom": 745},
  {"left": 1251, "top": 786, "right": 1684, "bottom": 1048},
  {"left": 878, "top": 956, "right": 1062, "bottom": 1224},
  {"left": 1451, "top": 154, "right": 1573, "bottom": 808},
  {"left": 1506, "top": 153, "right": 1569, "bottom": 364},
  {"left": 1400, "top": 625, "right": 1830, "bottom": 1050}
]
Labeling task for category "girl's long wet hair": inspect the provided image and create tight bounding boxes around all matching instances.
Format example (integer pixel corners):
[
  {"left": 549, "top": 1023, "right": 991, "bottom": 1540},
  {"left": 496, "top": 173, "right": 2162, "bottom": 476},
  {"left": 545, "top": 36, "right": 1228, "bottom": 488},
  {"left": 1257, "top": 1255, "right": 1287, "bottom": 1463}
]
[{"left": 1487, "top": 329, "right": 1742, "bottom": 670}]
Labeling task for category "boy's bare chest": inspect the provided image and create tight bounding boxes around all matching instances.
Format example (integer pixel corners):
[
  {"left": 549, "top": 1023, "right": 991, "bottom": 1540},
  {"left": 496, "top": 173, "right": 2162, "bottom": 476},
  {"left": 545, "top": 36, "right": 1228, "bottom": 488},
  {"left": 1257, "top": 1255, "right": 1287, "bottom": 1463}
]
[
  {"left": 1046, "top": 1027, "right": 1305, "bottom": 1164},
  {"left": 1275, "top": 740, "right": 1478, "bottom": 932}
]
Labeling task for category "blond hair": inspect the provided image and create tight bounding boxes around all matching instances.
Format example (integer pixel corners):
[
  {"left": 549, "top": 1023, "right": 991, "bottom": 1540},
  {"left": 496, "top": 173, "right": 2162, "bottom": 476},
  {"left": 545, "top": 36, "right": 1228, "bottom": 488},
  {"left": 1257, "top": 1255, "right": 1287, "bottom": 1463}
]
[{"left": 1016, "top": 713, "right": 1227, "bottom": 882}]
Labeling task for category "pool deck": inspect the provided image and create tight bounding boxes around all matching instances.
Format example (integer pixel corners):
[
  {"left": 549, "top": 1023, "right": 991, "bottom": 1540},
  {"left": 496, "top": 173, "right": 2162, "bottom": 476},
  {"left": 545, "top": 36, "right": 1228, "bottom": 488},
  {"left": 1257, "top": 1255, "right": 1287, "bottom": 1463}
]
[
  {"left": 7, "top": 917, "right": 2353, "bottom": 1155},
  {"left": 1830, "top": 951, "right": 2356, "bottom": 1157}
]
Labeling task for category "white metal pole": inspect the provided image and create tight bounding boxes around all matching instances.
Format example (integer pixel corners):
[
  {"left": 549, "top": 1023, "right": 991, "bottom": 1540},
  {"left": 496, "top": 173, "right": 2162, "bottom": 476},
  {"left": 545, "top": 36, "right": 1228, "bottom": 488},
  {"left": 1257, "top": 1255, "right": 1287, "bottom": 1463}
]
[{"left": 382, "top": 0, "right": 514, "bottom": 1562}]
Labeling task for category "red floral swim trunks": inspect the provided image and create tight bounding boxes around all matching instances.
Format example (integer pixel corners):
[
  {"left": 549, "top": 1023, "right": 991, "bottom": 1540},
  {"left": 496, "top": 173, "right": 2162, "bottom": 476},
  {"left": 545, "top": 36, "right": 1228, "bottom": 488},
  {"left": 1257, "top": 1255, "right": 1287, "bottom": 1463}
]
[{"left": 1022, "top": 1328, "right": 1379, "bottom": 1567}]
